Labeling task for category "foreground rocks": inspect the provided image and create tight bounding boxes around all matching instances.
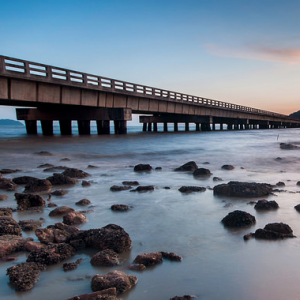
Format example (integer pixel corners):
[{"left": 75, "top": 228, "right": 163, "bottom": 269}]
[
  {"left": 65, "top": 288, "right": 120, "bottom": 300},
  {"left": 221, "top": 210, "right": 256, "bottom": 228},
  {"left": 15, "top": 193, "right": 46, "bottom": 210},
  {"left": 90, "top": 249, "right": 120, "bottom": 267},
  {"left": 0, "top": 217, "right": 22, "bottom": 236},
  {"left": 0, "top": 235, "right": 33, "bottom": 257},
  {"left": 0, "top": 178, "right": 18, "bottom": 191},
  {"left": 63, "top": 212, "right": 87, "bottom": 225},
  {"left": 214, "top": 181, "right": 273, "bottom": 197},
  {"left": 23, "top": 178, "right": 52, "bottom": 193},
  {"left": 46, "top": 173, "right": 77, "bottom": 186},
  {"left": 91, "top": 270, "right": 138, "bottom": 294},
  {"left": 254, "top": 199, "right": 279, "bottom": 210}
]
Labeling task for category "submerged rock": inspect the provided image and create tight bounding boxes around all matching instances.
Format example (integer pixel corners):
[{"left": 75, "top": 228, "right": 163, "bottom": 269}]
[
  {"left": 19, "top": 219, "right": 43, "bottom": 231},
  {"left": 133, "top": 164, "right": 152, "bottom": 172},
  {"left": 133, "top": 252, "right": 163, "bottom": 266},
  {"left": 174, "top": 161, "right": 198, "bottom": 172},
  {"left": 161, "top": 251, "right": 182, "bottom": 261},
  {"left": 280, "top": 143, "right": 299, "bottom": 150},
  {"left": 76, "top": 198, "right": 91, "bottom": 206},
  {"left": 0, "top": 178, "right": 18, "bottom": 191},
  {"left": 254, "top": 199, "right": 279, "bottom": 210},
  {"left": 51, "top": 189, "right": 68, "bottom": 196},
  {"left": 111, "top": 204, "right": 131, "bottom": 211},
  {"left": 49, "top": 206, "right": 75, "bottom": 217},
  {"left": 110, "top": 185, "right": 132, "bottom": 192},
  {"left": 0, "top": 195, "right": 8, "bottom": 201},
  {"left": 46, "top": 173, "right": 77, "bottom": 186},
  {"left": 130, "top": 185, "right": 154, "bottom": 192},
  {"left": 90, "top": 249, "right": 120, "bottom": 267},
  {"left": 65, "top": 288, "right": 119, "bottom": 300},
  {"left": 170, "top": 296, "right": 197, "bottom": 300},
  {"left": 62, "top": 168, "right": 90, "bottom": 178},
  {"left": 0, "top": 169, "right": 21, "bottom": 174},
  {"left": 15, "top": 193, "right": 46, "bottom": 210},
  {"left": 63, "top": 212, "right": 87, "bottom": 225},
  {"left": 193, "top": 168, "right": 212, "bottom": 177},
  {"left": 122, "top": 181, "right": 139, "bottom": 186},
  {"left": 221, "top": 164, "right": 234, "bottom": 170},
  {"left": 63, "top": 258, "right": 84, "bottom": 272},
  {"left": 24, "top": 178, "right": 52, "bottom": 193},
  {"left": 221, "top": 210, "right": 256, "bottom": 228},
  {"left": 178, "top": 186, "right": 206, "bottom": 193}
]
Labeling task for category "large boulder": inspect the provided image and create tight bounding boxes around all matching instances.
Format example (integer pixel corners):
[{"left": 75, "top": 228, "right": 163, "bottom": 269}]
[
  {"left": 24, "top": 178, "right": 52, "bottom": 193},
  {"left": 111, "top": 204, "right": 131, "bottom": 212},
  {"left": 193, "top": 168, "right": 212, "bottom": 177},
  {"left": 49, "top": 206, "right": 75, "bottom": 217},
  {"left": 76, "top": 198, "right": 91, "bottom": 206},
  {"left": 46, "top": 173, "right": 77, "bottom": 185},
  {"left": 214, "top": 181, "right": 273, "bottom": 197},
  {"left": 0, "top": 178, "right": 18, "bottom": 191},
  {"left": 15, "top": 193, "right": 46, "bottom": 210},
  {"left": 254, "top": 200, "right": 279, "bottom": 210},
  {"left": 90, "top": 249, "right": 120, "bottom": 267},
  {"left": 221, "top": 210, "right": 256, "bottom": 228},
  {"left": 91, "top": 270, "right": 138, "bottom": 294},
  {"left": 62, "top": 168, "right": 90, "bottom": 178},
  {"left": 133, "top": 252, "right": 163, "bottom": 266},
  {"left": 130, "top": 185, "right": 154, "bottom": 192},
  {"left": 178, "top": 186, "right": 206, "bottom": 193},
  {"left": 0, "top": 207, "right": 13, "bottom": 217},
  {"left": 133, "top": 164, "right": 152, "bottom": 172},
  {"left": 174, "top": 161, "right": 198, "bottom": 172},
  {"left": 221, "top": 164, "right": 234, "bottom": 170},
  {"left": 12, "top": 176, "right": 39, "bottom": 185},
  {"left": 0, "top": 216, "right": 22, "bottom": 236},
  {"left": 6, "top": 262, "right": 46, "bottom": 291},
  {"left": 63, "top": 212, "right": 87, "bottom": 225},
  {"left": 65, "top": 288, "right": 119, "bottom": 300}
]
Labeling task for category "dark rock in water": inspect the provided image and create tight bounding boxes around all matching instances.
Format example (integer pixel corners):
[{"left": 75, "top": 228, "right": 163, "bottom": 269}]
[
  {"left": 155, "top": 167, "right": 162, "bottom": 170},
  {"left": 130, "top": 185, "right": 154, "bottom": 192},
  {"left": 49, "top": 206, "right": 75, "bottom": 217},
  {"left": 0, "top": 194, "right": 8, "bottom": 201},
  {"left": 0, "top": 178, "right": 18, "bottom": 191},
  {"left": 43, "top": 166, "right": 68, "bottom": 172},
  {"left": 127, "top": 264, "right": 146, "bottom": 271},
  {"left": 0, "top": 207, "right": 13, "bottom": 217},
  {"left": 46, "top": 173, "right": 77, "bottom": 185},
  {"left": 243, "top": 233, "right": 254, "bottom": 241},
  {"left": 48, "top": 203, "right": 57, "bottom": 207},
  {"left": 0, "top": 235, "right": 33, "bottom": 257},
  {"left": 133, "top": 252, "right": 163, "bottom": 266},
  {"left": 37, "top": 163, "right": 54, "bottom": 169},
  {"left": 178, "top": 186, "right": 206, "bottom": 193},
  {"left": 221, "top": 210, "right": 256, "bottom": 228},
  {"left": 63, "top": 212, "right": 87, "bottom": 225},
  {"left": 280, "top": 143, "right": 299, "bottom": 150},
  {"left": 254, "top": 228, "right": 295, "bottom": 240},
  {"left": 133, "top": 164, "right": 152, "bottom": 172},
  {"left": 295, "top": 204, "right": 300, "bottom": 212},
  {"left": 82, "top": 180, "right": 91, "bottom": 187},
  {"left": 297, "top": 181, "right": 300, "bottom": 186},
  {"left": 170, "top": 296, "right": 197, "bottom": 300},
  {"left": 15, "top": 193, "right": 46, "bottom": 210},
  {"left": 76, "top": 198, "right": 91, "bottom": 206},
  {"left": 51, "top": 189, "right": 68, "bottom": 196},
  {"left": 174, "top": 161, "right": 198, "bottom": 172},
  {"left": 213, "top": 181, "right": 273, "bottom": 197},
  {"left": 275, "top": 157, "right": 282, "bottom": 161},
  {"left": 90, "top": 249, "right": 120, "bottom": 267},
  {"left": 26, "top": 242, "right": 75, "bottom": 265},
  {"left": 111, "top": 204, "right": 131, "bottom": 211},
  {"left": 0, "top": 216, "right": 22, "bottom": 236},
  {"left": 264, "top": 222, "right": 293, "bottom": 235},
  {"left": 221, "top": 164, "right": 234, "bottom": 170},
  {"left": 65, "top": 288, "right": 119, "bottom": 300},
  {"left": 12, "top": 176, "right": 39, "bottom": 185},
  {"left": 276, "top": 181, "right": 285, "bottom": 187},
  {"left": 19, "top": 219, "right": 43, "bottom": 231},
  {"left": 34, "top": 151, "right": 53, "bottom": 156},
  {"left": 87, "top": 164, "right": 99, "bottom": 169},
  {"left": 60, "top": 158, "right": 71, "bottom": 161},
  {"left": 62, "top": 168, "right": 90, "bottom": 178},
  {"left": 254, "top": 199, "right": 279, "bottom": 210},
  {"left": 161, "top": 251, "right": 182, "bottom": 261},
  {"left": 0, "top": 169, "right": 22, "bottom": 174},
  {"left": 6, "top": 262, "right": 46, "bottom": 291},
  {"left": 122, "top": 181, "right": 139, "bottom": 186},
  {"left": 193, "top": 168, "right": 212, "bottom": 177},
  {"left": 110, "top": 185, "right": 132, "bottom": 192},
  {"left": 24, "top": 178, "right": 52, "bottom": 193},
  {"left": 91, "top": 270, "right": 138, "bottom": 294},
  {"left": 63, "top": 258, "right": 83, "bottom": 271},
  {"left": 213, "top": 177, "right": 222, "bottom": 181}
]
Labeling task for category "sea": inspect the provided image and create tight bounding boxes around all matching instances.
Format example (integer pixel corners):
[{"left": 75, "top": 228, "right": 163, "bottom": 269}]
[{"left": 1, "top": 122, "right": 300, "bottom": 300}]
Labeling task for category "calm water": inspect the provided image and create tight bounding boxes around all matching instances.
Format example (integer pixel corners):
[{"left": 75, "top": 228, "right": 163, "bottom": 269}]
[{"left": 1, "top": 124, "right": 300, "bottom": 300}]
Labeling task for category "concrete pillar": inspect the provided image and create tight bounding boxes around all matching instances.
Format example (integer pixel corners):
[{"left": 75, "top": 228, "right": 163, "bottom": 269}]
[
  {"left": 174, "top": 122, "right": 178, "bottom": 132},
  {"left": 195, "top": 123, "right": 200, "bottom": 131},
  {"left": 212, "top": 123, "right": 216, "bottom": 131},
  {"left": 97, "top": 120, "right": 110, "bottom": 134},
  {"left": 142, "top": 123, "right": 147, "bottom": 132},
  {"left": 185, "top": 122, "right": 189, "bottom": 131},
  {"left": 153, "top": 123, "right": 157, "bottom": 132},
  {"left": 147, "top": 122, "right": 152, "bottom": 132},
  {"left": 114, "top": 120, "right": 127, "bottom": 134},
  {"left": 78, "top": 120, "right": 90, "bottom": 135},
  {"left": 41, "top": 120, "right": 53, "bottom": 136},
  {"left": 220, "top": 123, "right": 223, "bottom": 131},
  {"left": 227, "top": 124, "right": 232, "bottom": 130},
  {"left": 164, "top": 122, "right": 168, "bottom": 132},
  {"left": 25, "top": 120, "right": 37, "bottom": 134},
  {"left": 59, "top": 120, "right": 72, "bottom": 135},
  {"left": 245, "top": 124, "right": 249, "bottom": 130},
  {"left": 234, "top": 124, "right": 238, "bottom": 130}
]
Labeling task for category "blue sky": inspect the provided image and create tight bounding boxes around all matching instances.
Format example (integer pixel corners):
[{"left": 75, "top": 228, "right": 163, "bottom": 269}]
[{"left": 1, "top": 0, "right": 300, "bottom": 120}]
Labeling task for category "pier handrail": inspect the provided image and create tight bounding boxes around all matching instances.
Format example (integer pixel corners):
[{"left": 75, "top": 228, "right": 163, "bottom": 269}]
[{"left": 0, "top": 55, "right": 292, "bottom": 119}]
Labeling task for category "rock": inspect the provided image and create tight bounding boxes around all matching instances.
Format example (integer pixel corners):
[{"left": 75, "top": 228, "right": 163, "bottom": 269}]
[
  {"left": 51, "top": 189, "right": 68, "bottom": 196},
  {"left": 178, "top": 186, "right": 206, "bottom": 193},
  {"left": 24, "top": 178, "right": 52, "bottom": 193},
  {"left": 62, "top": 168, "right": 90, "bottom": 178},
  {"left": 254, "top": 228, "right": 295, "bottom": 240},
  {"left": 63, "top": 212, "right": 87, "bottom": 225},
  {"left": 63, "top": 258, "right": 84, "bottom": 271},
  {"left": 34, "top": 151, "right": 53, "bottom": 156},
  {"left": 110, "top": 185, "right": 132, "bottom": 192},
  {"left": 280, "top": 143, "right": 299, "bottom": 149},
  {"left": 15, "top": 193, "right": 46, "bottom": 210},
  {"left": 295, "top": 204, "right": 300, "bottom": 212},
  {"left": 90, "top": 249, "right": 120, "bottom": 267},
  {"left": 0, "top": 235, "right": 33, "bottom": 257},
  {"left": 127, "top": 264, "right": 146, "bottom": 271},
  {"left": 0, "top": 168, "right": 22, "bottom": 174},
  {"left": 82, "top": 180, "right": 91, "bottom": 187},
  {"left": 170, "top": 296, "right": 197, "bottom": 300},
  {"left": 243, "top": 233, "right": 254, "bottom": 241},
  {"left": 130, "top": 185, "right": 154, "bottom": 192},
  {"left": 61, "top": 158, "right": 71, "bottom": 161},
  {"left": 49, "top": 206, "right": 75, "bottom": 217},
  {"left": 276, "top": 181, "right": 285, "bottom": 187},
  {"left": 46, "top": 173, "right": 77, "bottom": 185},
  {"left": 264, "top": 222, "right": 293, "bottom": 235},
  {"left": 19, "top": 219, "right": 43, "bottom": 231},
  {"left": 221, "top": 165, "right": 234, "bottom": 170},
  {"left": 111, "top": 204, "right": 131, "bottom": 211},
  {"left": 76, "top": 198, "right": 91, "bottom": 206},
  {"left": 87, "top": 164, "right": 99, "bottom": 169},
  {"left": 161, "top": 251, "right": 182, "bottom": 261},
  {"left": 48, "top": 203, "right": 57, "bottom": 207},
  {"left": 133, "top": 164, "right": 152, "bottom": 172},
  {"left": 122, "top": 181, "right": 139, "bottom": 186},
  {"left": 213, "top": 177, "right": 222, "bottom": 181},
  {"left": 91, "top": 270, "right": 138, "bottom": 294},
  {"left": 174, "top": 161, "right": 198, "bottom": 172},
  {"left": 0, "top": 178, "right": 18, "bottom": 191},
  {"left": 0, "top": 216, "right": 22, "bottom": 236},
  {"left": 133, "top": 252, "right": 162, "bottom": 266},
  {"left": 254, "top": 199, "right": 279, "bottom": 210},
  {"left": 65, "top": 288, "right": 119, "bottom": 300},
  {"left": 26, "top": 243, "right": 75, "bottom": 265},
  {"left": 155, "top": 167, "right": 162, "bottom": 170},
  {"left": 193, "top": 168, "right": 212, "bottom": 177},
  {"left": 297, "top": 181, "right": 300, "bottom": 186},
  {"left": 0, "top": 194, "right": 8, "bottom": 201},
  {"left": 213, "top": 181, "right": 273, "bottom": 197},
  {"left": 0, "top": 207, "right": 13, "bottom": 217},
  {"left": 12, "top": 176, "right": 39, "bottom": 185},
  {"left": 6, "top": 262, "right": 46, "bottom": 291},
  {"left": 23, "top": 241, "right": 46, "bottom": 252},
  {"left": 37, "top": 163, "right": 54, "bottom": 168},
  {"left": 43, "top": 166, "right": 68, "bottom": 172},
  {"left": 221, "top": 210, "right": 256, "bottom": 228}
]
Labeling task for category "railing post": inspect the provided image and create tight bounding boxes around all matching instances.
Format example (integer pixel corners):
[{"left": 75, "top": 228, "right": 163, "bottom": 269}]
[
  {"left": 0, "top": 56, "right": 5, "bottom": 74},
  {"left": 24, "top": 61, "right": 30, "bottom": 77}
]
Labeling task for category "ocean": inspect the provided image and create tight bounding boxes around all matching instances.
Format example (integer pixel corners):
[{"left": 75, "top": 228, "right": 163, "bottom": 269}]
[{"left": 1, "top": 124, "right": 300, "bottom": 300}]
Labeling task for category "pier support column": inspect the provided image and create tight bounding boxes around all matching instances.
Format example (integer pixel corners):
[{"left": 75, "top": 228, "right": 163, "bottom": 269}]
[
  {"left": 41, "top": 120, "right": 53, "bottom": 136},
  {"left": 164, "top": 122, "right": 168, "bottom": 132},
  {"left": 153, "top": 123, "right": 157, "bottom": 132},
  {"left": 96, "top": 120, "right": 110, "bottom": 134},
  {"left": 220, "top": 123, "right": 223, "bottom": 131},
  {"left": 174, "top": 122, "right": 178, "bottom": 132},
  {"left": 114, "top": 120, "right": 127, "bottom": 134},
  {"left": 227, "top": 124, "right": 232, "bottom": 130},
  {"left": 195, "top": 123, "right": 200, "bottom": 131},
  {"left": 147, "top": 122, "right": 152, "bottom": 132},
  {"left": 245, "top": 124, "right": 249, "bottom": 130},
  {"left": 78, "top": 120, "right": 90, "bottom": 135},
  {"left": 142, "top": 123, "right": 147, "bottom": 132},
  {"left": 212, "top": 123, "right": 216, "bottom": 131},
  {"left": 25, "top": 120, "right": 37, "bottom": 134},
  {"left": 59, "top": 120, "right": 72, "bottom": 135},
  {"left": 185, "top": 122, "right": 189, "bottom": 131},
  {"left": 234, "top": 124, "right": 239, "bottom": 130}
]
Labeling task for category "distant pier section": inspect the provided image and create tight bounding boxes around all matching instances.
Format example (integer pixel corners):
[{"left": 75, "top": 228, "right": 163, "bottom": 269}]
[{"left": 0, "top": 55, "right": 299, "bottom": 135}]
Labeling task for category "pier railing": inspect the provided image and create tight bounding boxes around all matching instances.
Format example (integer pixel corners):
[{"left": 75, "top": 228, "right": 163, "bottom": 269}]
[{"left": 0, "top": 55, "right": 290, "bottom": 119}]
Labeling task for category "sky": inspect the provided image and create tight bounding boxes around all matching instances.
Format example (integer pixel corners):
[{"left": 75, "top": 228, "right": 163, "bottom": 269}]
[{"left": 1, "top": 0, "right": 300, "bottom": 121}]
